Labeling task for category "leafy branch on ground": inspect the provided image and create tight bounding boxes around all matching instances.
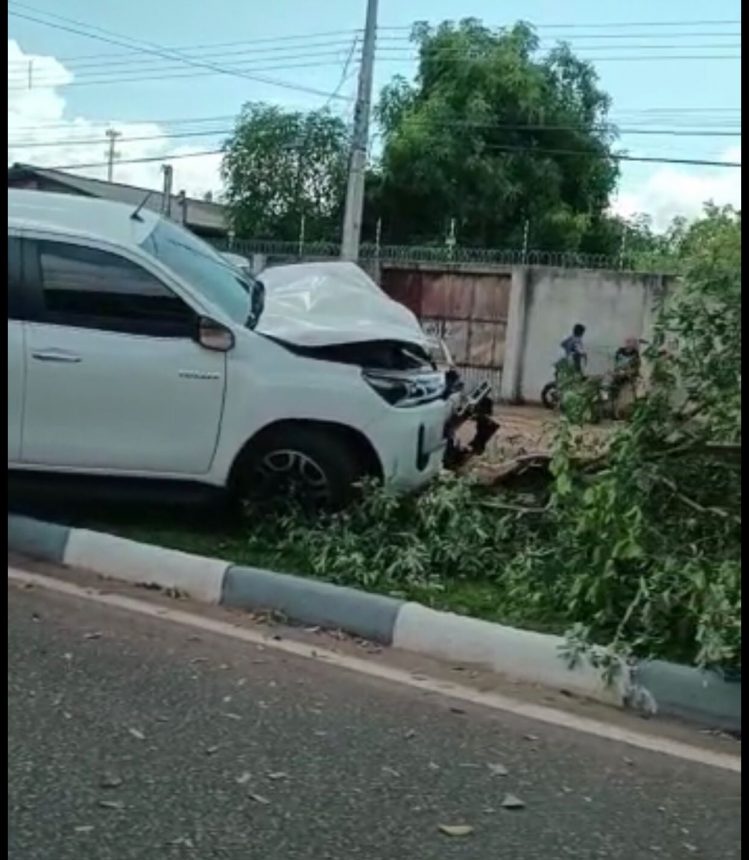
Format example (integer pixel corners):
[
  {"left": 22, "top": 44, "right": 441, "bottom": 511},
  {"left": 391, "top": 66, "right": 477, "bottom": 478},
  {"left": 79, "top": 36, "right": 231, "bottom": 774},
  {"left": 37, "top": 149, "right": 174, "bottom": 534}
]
[{"left": 247, "top": 204, "right": 742, "bottom": 673}]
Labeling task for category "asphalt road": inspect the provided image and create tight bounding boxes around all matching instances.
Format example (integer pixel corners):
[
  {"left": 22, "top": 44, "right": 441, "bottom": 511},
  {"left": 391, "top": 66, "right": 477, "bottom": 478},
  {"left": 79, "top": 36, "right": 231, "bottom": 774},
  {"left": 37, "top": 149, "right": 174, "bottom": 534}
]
[{"left": 8, "top": 582, "right": 741, "bottom": 860}]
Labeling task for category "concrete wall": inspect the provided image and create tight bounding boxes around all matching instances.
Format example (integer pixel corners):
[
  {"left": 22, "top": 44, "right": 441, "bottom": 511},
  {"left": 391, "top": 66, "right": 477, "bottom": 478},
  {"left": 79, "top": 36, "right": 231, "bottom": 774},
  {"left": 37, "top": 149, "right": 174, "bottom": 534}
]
[
  {"left": 506, "top": 267, "right": 669, "bottom": 403},
  {"left": 257, "top": 251, "right": 672, "bottom": 405}
]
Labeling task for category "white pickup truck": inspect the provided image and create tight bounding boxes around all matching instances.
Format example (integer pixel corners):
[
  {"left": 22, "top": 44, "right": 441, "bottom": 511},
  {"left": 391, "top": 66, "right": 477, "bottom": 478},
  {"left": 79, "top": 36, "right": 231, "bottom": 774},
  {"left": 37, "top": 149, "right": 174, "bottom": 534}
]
[{"left": 8, "top": 190, "right": 494, "bottom": 507}]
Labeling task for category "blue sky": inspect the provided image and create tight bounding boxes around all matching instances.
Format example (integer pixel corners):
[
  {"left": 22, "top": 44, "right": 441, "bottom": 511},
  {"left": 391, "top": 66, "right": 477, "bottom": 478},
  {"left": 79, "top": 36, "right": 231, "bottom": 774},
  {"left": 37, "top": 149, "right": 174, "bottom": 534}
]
[{"left": 7, "top": 0, "right": 742, "bottom": 229}]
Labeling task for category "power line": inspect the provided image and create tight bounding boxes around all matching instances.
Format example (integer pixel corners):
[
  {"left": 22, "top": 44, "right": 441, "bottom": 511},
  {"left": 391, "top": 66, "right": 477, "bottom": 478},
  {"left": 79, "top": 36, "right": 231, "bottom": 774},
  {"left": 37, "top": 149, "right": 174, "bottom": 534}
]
[
  {"left": 8, "top": 23, "right": 738, "bottom": 69},
  {"left": 7, "top": 5, "right": 354, "bottom": 102},
  {"left": 26, "top": 143, "right": 740, "bottom": 174},
  {"left": 8, "top": 49, "right": 740, "bottom": 92},
  {"left": 377, "top": 19, "right": 741, "bottom": 30},
  {"left": 8, "top": 31, "right": 740, "bottom": 73},
  {"left": 8, "top": 50, "right": 366, "bottom": 88},
  {"left": 38, "top": 149, "right": 226, "bottom": 171},
  {"left": 8, "top": 123, "right": 743, "bottom": 150},
  {"left": 8, "top": 39, "right": 362, "bottom": 76},
  {"left": 9, "top": 42, "right": 740, "bottom": 86},
  {"left": 481, "top": 144, "right": 741, "bottom": 167},
  {"left": 6, "top": 106, "right": 740, "bottom": 134}
]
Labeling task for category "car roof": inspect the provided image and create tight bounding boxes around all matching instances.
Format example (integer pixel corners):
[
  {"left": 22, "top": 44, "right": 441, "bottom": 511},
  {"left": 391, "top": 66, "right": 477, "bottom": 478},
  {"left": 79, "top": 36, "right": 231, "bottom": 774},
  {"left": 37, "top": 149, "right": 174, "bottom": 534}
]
[{"left": 8, "top": 188, "right": 159, "bottom": 248}]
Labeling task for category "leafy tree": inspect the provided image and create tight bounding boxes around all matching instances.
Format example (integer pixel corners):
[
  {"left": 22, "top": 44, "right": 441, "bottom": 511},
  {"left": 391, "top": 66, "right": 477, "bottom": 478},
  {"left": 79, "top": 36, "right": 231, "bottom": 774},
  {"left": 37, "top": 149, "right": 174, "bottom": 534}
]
[
  {"left": 222, "top": 103, "right": 349, "bottom": 241},
  {"left": 369, "top": 19, "right": 619, "bottom": 249},
  {"left": 525, "top": 204, "right": 741, "bottom": 670}
]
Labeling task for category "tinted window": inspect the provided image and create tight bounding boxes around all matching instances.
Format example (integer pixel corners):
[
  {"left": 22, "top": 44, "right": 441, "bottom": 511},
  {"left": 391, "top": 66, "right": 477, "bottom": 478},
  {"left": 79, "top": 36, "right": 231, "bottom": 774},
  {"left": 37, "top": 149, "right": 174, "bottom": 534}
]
[
  {"left": 140, "top": 220, "right": 253, "bottom": 326},
  {"left": 8, "top": 237, "right": 23, "bottom": 321},
  {"left": 38, "top": 241, "right": 194, "bottom": 336}
]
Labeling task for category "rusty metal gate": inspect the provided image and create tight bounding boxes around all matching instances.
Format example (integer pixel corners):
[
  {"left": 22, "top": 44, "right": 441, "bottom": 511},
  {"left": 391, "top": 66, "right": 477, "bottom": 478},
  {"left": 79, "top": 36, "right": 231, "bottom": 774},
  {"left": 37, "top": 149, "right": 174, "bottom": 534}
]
[{"left": 379, "top": 264, "right": 511, "bottom": 393}]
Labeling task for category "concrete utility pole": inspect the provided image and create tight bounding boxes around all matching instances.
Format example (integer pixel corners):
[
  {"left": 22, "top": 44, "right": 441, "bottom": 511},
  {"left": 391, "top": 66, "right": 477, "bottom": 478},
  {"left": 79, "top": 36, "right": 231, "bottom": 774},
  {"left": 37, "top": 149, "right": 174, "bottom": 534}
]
[
  {"left": 104, "top": 129, "right": 121, "bottom": 182},
  {"left": 340, "top": 0, "right": 378, "bottom": 262},
  {"left": 161, "top": 164, "right": 174, "bottom": 217}
]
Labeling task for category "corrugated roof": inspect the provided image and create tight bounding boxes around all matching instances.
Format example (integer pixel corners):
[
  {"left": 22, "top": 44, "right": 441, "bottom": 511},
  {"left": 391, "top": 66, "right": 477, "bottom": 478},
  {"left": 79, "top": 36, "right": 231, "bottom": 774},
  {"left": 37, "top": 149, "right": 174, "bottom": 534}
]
[{"left": 7, "top": 164, "right": 227, "bottom": 233}]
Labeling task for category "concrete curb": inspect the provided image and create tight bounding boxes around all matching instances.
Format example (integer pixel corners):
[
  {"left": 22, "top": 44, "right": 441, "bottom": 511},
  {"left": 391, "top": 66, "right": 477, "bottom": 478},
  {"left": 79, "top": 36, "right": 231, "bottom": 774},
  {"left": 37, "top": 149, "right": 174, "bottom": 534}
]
[{"left": 7, "top": 515, "right": 740, "bottom": 731}]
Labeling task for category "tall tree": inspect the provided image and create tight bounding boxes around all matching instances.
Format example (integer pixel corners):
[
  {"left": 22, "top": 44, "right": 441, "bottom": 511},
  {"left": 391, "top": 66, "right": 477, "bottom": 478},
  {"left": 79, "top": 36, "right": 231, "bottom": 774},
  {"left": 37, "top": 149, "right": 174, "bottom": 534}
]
[
  {"left": 370, "top": 20, "right": 619, "bottom": 249},
  {"left": 222, "top": 103, "right": 349, "bottom": 241}
]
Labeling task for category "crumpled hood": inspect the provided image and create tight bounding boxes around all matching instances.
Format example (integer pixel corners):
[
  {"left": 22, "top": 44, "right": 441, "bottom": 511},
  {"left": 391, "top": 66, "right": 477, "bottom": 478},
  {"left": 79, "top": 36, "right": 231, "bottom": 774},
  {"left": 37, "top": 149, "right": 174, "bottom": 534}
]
[{"left": 257, "top": 261, "right": 428, "bottom": 348}]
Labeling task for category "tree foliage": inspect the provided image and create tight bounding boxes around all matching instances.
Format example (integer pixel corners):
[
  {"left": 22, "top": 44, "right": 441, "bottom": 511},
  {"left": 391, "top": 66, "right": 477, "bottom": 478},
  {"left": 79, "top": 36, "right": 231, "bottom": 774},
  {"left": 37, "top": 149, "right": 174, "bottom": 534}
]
[
  {"left": 368, "top": 19, "right": 619, "bottom": 248},
  {"left": 514, "top": 204, "right": 741, "bottom": 670},
  {"left": 222, "top": 103, "right": 349, "bottom": 241},
  {"left": 245, "top": 205, "right": 741, "bottom": 673}
]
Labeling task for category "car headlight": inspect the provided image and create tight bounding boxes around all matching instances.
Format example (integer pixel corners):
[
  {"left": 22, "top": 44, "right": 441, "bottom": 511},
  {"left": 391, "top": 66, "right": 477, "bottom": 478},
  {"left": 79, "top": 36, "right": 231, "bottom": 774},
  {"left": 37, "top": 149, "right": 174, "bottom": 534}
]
[{"left": 362, "top": 369, "right": 446, "bottom": 407}]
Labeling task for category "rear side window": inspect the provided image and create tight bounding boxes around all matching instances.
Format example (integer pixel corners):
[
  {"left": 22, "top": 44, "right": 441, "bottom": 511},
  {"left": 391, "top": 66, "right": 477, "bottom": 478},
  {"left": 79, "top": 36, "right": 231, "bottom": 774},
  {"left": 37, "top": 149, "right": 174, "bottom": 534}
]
[
  {"left": 36, "top": 241, "right": 195, "bottom": 337},
  {"left": 8, "top": 237, "right": 23, "bottom": 321}
]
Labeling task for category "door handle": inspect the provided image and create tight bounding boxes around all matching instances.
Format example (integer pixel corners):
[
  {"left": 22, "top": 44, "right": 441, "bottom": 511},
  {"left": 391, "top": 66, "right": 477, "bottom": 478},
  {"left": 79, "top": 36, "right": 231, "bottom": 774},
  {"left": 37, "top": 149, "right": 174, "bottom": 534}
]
[{"left": 31, "top": 349, "right": 82, "bottom": 364}]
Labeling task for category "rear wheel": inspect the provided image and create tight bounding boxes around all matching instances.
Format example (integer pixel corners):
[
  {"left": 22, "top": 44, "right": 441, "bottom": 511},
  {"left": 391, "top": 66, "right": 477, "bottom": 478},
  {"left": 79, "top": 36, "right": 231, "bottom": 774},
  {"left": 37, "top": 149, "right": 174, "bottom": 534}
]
[{"left": 233, "top": 425, "right": 368, "bottom": 511}]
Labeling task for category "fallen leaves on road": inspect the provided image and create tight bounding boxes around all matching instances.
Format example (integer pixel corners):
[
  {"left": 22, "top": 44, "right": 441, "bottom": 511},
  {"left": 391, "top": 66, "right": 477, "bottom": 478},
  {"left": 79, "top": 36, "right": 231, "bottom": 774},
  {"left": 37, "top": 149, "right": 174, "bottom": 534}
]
[
  {"left": 438, "top": 824, "right": 474, "bottom": 837},
  {"left": 99, "top": 773, "right": 123, "bottom": 789},
  {"left": 235, "top": 772, "right": 252, "bottom": 785},
  {"left": 83, "top": 631, "right": 103, "bottom": 640},
  {"left": 266, "top": 771, "right": 288, "bottom": 781},
  {"left": 487, "top": 763, "right": 509, "bottom": 777},
  {"left": 501, "top": 793, "right": 526, "bottom": 810},
  {"left": 74, "top": 825, "right": 94, "bottom": 834},
  {"left": 128, "top": 728, "right": 145, "bottom": 741},
  {"left": 248, "top": 793, "right": 270, "bottom": 805},
  {"left": 97, "top": 800, "right": 126, "bottom": 811}
]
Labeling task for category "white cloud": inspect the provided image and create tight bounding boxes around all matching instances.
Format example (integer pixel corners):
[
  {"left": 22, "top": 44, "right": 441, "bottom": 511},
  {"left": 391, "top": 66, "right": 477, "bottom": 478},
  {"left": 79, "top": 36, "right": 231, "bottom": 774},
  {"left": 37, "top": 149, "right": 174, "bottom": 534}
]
[
  {"left": 611, "top": 146, "right": 741, "bottom": 231},
  {"left": 7, "top": 39, "right": 223, "bottom": 197}
]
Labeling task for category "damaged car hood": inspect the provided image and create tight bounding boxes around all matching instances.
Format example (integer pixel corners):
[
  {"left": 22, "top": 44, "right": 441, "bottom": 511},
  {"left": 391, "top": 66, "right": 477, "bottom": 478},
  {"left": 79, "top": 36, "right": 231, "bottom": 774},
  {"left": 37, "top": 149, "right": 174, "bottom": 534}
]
[{"left": 257, "top": 261, "right": 428, "bottom": 348}]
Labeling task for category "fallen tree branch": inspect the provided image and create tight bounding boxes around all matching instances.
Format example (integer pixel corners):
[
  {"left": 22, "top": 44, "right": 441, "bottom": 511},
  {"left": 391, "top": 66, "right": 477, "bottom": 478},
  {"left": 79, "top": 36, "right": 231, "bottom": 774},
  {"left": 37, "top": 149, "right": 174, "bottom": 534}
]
[{"left": 652, "top": 473, "right": 742, "bottom": 525}]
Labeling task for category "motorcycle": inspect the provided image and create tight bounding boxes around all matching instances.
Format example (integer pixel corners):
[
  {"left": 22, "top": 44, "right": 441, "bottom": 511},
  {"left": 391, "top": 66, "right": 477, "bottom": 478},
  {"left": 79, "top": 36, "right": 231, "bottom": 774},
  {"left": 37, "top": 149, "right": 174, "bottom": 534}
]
[{"left": 541, "top": 343, "right": 644, "bottom": 421}]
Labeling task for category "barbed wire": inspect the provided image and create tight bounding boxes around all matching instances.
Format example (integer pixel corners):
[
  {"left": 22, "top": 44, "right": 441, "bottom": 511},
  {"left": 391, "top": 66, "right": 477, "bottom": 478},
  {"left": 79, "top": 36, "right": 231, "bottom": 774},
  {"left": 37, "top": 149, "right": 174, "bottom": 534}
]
[{"left": 210, "top": 238, "right": 676, "bottom": 273}]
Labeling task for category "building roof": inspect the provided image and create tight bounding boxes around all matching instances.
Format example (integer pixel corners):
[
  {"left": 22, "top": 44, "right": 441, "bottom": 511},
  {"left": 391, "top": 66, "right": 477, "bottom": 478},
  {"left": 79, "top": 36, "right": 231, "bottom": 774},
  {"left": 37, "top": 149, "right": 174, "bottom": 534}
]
[{"left": 7, "top": 163, "right": 227, "bottom": 235}]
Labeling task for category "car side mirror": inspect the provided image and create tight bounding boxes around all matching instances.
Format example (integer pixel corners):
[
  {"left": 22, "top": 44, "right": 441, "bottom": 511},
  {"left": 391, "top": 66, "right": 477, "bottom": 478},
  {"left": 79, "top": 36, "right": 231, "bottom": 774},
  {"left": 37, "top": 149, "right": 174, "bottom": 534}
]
[{"left": 196, "top": 316, "right": 235, "bottom": 352}]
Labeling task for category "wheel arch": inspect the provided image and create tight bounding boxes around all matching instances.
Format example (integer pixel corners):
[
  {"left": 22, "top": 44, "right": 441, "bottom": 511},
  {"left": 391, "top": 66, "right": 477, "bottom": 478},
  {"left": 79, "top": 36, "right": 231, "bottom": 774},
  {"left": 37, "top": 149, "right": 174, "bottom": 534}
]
[{"left": 227, "top": 419, "right": 384, "bottom": 492}]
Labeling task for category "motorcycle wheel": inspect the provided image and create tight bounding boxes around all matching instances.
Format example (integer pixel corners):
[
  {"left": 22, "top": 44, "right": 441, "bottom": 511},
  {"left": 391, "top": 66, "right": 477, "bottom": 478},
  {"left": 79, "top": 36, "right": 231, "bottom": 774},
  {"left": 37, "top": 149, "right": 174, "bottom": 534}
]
[{"left": 541, "top": 382, "right": 560, "bottom": 410}]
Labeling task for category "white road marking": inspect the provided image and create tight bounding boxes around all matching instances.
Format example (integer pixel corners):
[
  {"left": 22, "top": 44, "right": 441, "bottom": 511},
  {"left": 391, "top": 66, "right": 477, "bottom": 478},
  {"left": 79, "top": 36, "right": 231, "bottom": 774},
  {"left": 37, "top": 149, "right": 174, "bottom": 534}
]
[{"left": 8, "top": 566, "right": 740, "bottom": 775}]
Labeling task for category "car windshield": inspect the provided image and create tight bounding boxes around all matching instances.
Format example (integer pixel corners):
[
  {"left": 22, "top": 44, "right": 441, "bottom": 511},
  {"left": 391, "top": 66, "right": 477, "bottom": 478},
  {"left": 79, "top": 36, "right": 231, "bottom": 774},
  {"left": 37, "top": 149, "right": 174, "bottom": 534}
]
[{"left": 140, "top": 219, "right": 261, "bottom": 328}]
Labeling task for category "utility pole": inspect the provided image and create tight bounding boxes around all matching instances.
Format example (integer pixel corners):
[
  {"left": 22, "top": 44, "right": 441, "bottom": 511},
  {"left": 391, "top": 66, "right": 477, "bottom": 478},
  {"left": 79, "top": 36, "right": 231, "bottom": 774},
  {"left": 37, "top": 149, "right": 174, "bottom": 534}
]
[
  {"left": 161, "top": 164, "right": 174, "bottom": 217},
  {"left": 104, "top": 129, "right": 121, "bottom": 182},
  {"left": 340, "top": 0, "right": 377, "bottom": 262}
]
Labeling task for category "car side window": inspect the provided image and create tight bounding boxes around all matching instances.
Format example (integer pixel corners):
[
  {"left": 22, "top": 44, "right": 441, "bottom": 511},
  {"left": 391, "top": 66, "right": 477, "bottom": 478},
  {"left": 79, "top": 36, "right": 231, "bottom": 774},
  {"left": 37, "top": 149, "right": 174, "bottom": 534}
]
[
  {"left": 8, "top": 237, "right": 23, "bottom": 321},
  {"left": 37, "top": 241, "right": 195, "bottom": 337}
]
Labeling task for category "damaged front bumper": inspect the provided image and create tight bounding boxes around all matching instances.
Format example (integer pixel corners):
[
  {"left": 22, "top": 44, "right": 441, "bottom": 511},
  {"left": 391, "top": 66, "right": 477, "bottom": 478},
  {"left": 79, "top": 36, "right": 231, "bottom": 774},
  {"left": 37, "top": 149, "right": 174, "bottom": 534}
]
[{"left": 442, "top": 376, "right": 499, "bottom": 470}]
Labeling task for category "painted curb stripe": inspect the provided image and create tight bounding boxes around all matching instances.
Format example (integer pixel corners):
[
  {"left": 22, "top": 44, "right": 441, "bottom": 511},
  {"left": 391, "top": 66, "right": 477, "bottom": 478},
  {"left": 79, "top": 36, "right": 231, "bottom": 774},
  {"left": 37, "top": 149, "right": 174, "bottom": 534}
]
[
  {"left": 222, "top": 564, "right": 403, "bottom": 645},
  {"left": 8, "top": 515, "right": 70, "bottom": 564},
  {"left": 6, "top": 515, "right": 741, "bottom": 729},
  {"left": 392, "top": 601, "right": 626, "bottom": 705},
  {"left": 64, "top": 528, "right": 228, "bottom": 605},
  {"left": 635, "top": 660, "right": 741, "bottom": 733}
]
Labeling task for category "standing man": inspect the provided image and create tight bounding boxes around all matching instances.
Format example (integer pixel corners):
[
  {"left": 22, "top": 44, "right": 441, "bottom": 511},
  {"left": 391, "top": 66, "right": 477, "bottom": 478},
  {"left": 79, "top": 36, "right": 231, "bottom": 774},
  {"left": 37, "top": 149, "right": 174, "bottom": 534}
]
[{"left": 560, "top": 323, "right": 587, "bottom": 374}]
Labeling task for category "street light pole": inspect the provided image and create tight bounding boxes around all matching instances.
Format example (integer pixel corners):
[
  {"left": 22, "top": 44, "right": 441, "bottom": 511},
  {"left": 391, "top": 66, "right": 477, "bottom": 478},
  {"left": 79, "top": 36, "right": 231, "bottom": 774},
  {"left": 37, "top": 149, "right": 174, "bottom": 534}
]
[{"left": 340, "top": 0, "right": 377, "bottom": 262}]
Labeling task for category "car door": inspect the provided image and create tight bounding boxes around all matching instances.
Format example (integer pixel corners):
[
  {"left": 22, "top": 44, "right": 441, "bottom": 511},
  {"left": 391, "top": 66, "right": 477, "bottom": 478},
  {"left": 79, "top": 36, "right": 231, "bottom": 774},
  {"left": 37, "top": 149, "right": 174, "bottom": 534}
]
[
  {"left": 8, "top": 236, "right": 26, "bottom": 462},
  {"left": 21, "top": 236, "right": 227, "bottom": 475}
]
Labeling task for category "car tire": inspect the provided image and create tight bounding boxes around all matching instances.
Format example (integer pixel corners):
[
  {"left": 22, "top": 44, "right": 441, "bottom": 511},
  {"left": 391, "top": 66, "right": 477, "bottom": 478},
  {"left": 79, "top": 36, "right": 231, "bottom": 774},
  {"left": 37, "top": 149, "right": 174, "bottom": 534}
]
[{"left": 235, "top": 425, "right": 367, "bottom": 510}]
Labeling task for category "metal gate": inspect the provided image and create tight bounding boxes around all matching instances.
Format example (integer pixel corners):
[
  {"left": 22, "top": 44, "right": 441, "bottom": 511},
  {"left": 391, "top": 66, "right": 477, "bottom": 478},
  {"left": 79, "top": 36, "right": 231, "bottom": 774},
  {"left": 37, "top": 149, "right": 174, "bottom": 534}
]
[{"left": 379, "top": 265, "right": 511, "bottom": 392}]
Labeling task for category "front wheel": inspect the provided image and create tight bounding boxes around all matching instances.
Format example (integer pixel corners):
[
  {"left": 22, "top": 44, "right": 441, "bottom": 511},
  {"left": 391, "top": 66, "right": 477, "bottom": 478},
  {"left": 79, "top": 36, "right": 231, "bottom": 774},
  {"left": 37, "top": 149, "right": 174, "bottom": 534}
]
[
  {"left": 233, "top": 426, "right": 368, "bottom": 511},
  {"left": 541, "top": 381, "right": 560, "bottom": 410}
]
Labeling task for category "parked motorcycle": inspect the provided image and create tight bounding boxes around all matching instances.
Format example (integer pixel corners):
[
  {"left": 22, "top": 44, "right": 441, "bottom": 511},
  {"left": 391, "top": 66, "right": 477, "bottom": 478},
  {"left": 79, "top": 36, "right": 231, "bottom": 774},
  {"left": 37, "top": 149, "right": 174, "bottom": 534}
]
[{"left": 541, "top": 341, "right": 645, "bottom": 420}]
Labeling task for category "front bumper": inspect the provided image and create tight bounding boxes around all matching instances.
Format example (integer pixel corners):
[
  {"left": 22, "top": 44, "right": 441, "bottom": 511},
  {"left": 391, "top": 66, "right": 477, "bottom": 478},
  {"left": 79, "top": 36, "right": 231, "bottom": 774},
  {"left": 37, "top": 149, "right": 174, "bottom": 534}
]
[{"left": 366, "top": 376, "right": 498, "bottom": 493}]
